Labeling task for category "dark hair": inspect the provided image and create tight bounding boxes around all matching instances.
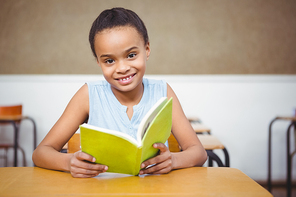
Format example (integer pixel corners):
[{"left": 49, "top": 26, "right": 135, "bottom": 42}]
[{"left": 89, "top": 7, "right": 149, "bottom": 58}]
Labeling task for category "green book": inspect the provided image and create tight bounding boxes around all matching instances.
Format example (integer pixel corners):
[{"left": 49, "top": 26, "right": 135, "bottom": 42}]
[{"left": 80, "top": 97, "right": 173, "bottom": 176}]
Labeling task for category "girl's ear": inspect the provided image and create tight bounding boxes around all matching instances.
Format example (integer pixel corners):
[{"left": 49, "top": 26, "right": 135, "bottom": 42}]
[{"left": 145, "top": 42, "right": 151, "bottom": 60}]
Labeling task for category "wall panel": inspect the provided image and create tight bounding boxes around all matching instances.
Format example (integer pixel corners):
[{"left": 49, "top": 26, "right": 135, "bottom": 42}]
[{"left": 0, "top": 0, "right": 296, "bottom": 74}]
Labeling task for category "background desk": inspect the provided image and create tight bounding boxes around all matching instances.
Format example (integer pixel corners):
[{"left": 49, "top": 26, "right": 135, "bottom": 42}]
[{"left": 0, "top": 167, "right": 272, "bottom": 197}]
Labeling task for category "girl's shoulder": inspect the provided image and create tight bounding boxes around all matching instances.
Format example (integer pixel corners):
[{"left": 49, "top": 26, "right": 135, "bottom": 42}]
[
  {"left": 143, "top": 78, "right": 167, "bottom": 98},
  {"left": 143, "top": 78, "right": 167, "bottom": 86},
  {"left": 86, "top": 80, "right": 108, "bottom": 87}
]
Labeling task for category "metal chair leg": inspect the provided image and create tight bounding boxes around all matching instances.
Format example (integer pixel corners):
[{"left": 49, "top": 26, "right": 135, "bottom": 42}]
[
  {"left": 206, "top": 150, "right": 224, "bottom": 167},
  {"left": 208, "top": 153, "right": 213, "bottom": 167},
  {"left": 287, "top": 122, "right": 294, "bottom": 197},
  {"left": 0, "top": 145, "right": 27, "bottom": 167},
  {"left": 222, "top": 148, "right": 230, "bottom": 167},
  {"left": 4, "top": 147, "right": 8, "bottom": 167},
  {"left": 18, "top": 146, "right": 27, "bottom": 166},
  {"left": 268, "top": 117, "right": 277, "bottom": 192}
]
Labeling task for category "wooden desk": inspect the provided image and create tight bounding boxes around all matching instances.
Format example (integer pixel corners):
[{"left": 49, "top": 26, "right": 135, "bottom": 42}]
[
  {"left": 0, "top": 167, "right": 272, "bottom": 197},
  {"left": 191, "top": 122, "right": 211, "bottom": 134}
]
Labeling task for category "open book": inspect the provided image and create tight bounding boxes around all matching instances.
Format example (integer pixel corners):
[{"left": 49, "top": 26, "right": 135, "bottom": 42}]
[{"left": 80, "top": 97, "right": 173, "bottom": 175}]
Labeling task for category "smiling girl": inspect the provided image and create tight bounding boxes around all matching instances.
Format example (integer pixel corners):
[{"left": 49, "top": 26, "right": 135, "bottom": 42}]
[{"left": 32, "top": 7, "right": 207, "bottom": 178}]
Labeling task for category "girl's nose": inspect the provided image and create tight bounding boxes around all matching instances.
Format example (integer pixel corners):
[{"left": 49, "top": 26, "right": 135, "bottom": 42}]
[{"left": 116, "top": 61, "right": 130, "bottom": 73}]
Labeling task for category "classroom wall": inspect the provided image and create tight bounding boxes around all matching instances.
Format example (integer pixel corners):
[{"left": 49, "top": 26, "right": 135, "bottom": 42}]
[
  {"left": 0, "top": 74, "right": 295, "bottom": 183},
  {"left": 0, "top": 0, "right": 296, "bottom": 74}
]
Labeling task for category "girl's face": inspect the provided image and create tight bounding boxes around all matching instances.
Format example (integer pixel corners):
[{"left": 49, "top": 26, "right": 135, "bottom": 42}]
[{"left": 94, "top": 26, "right": 150, "bottom": 95}]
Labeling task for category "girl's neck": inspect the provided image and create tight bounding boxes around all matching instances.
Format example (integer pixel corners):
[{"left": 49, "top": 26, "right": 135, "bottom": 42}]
[{"left": 111, "top": 82, "right": 144, "bottom": 108}]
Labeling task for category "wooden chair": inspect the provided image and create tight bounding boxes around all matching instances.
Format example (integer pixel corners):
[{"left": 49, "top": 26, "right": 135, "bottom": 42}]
[
  {"left": 168, "top": 133, "right": 181, "bottom": 152},
  {"left": 67, "top": 133, "right": 81, "bottom": 153},
  {"left": 0, "top": 105, "right": 27, "bottom": 166}
]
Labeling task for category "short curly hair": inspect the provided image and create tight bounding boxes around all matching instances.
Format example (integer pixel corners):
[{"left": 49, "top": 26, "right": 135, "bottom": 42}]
[{"left": 89, "top": 7, "right": 149, "bottom": 58}]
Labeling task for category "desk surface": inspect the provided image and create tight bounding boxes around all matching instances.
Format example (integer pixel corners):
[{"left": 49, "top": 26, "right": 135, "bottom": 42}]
[
  {"left": 0, "top": 167, "right": 272, "bottom": 197},
  {"left": 275, "top": 116, "right": 296, "bottom": 121},
  {"left": 191, "top": 122, "right": 211, "bottom": 133},
  {"left": 197, "top": 135, "right": 225, "bottom": 150}
]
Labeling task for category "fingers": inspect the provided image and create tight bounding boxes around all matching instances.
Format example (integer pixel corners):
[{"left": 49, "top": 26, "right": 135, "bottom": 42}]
[
  {"left": 139, "top": 143, "right": 173, "bottom": 175},
  {"left": 70, "top": 151, "right": 108, "bottom": 178},
  {"left": 140, "top": 158, "right": 173, "bottom": 175},
  {"left": 74, "top": 151, "right": 96, "bottom": 163},
  {"left": 143, "top": 143, "right": 170, "bottom": 165},
  {"left": 153, "top": 143, "right": 168, "bottom": 154},
  {"left": 70, "top": 165, "right": 108, "bottom": 178},
  {"left": 70, "top": 164, "right": 107, "bottom": 178}
]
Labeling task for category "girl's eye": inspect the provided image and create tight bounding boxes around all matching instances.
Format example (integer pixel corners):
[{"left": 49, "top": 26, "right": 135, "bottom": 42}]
[
  {"left": 105, "top": 59, "right": 114, "bottom": 64},
  {"left": 128, "top": 53, "right": 136, "bottom": 59}
]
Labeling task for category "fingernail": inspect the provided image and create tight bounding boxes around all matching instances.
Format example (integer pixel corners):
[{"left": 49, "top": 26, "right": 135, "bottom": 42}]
[
  {"left": 141, "top": 163, "right": 145, "bottom": 168},
  {"left": 92, "top": 157, "right": 96, "bottom": 162},
  {"left": 104, "top": 166, "right": 108, "bottom": 171}
]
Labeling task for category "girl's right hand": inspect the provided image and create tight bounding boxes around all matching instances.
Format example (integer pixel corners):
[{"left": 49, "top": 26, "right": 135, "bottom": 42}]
[{"left": 69, "top": 151, "right": 108, "bottom": 178}]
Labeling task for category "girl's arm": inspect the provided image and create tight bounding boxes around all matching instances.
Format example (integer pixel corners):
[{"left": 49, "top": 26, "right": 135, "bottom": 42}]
[
  {"left": 32, "top": 84, "right": 108, "bottom": 177},
  {"left": 139, "top": 84, "right": 207, "bottom": 174}
]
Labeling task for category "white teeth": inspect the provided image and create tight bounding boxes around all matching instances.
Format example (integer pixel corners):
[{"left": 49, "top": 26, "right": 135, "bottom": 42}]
[{"left": 119, "top": 75, "right": 132, "bottom": 81}]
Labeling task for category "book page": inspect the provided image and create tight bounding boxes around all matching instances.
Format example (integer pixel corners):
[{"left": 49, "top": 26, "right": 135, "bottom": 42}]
[
  {"left": 140, "top": 97, "right": 173, "bottom": 163},
  {"left": 81, "top": 124, "right": 138, "bottom": 146},
  {"left": 136, "top": 97, "right": 167, "bottom": 144}
]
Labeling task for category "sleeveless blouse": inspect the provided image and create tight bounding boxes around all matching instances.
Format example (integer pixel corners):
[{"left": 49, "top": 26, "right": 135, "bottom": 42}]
[{"left": 87, "top": 78, "right": 167, "bottom": 140}]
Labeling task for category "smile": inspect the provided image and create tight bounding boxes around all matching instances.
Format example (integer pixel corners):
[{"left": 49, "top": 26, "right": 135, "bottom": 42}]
[
  {"left": 116, "top": 74, "right": 136, "bottom": 85},
  {"left": 118, "top": 75, "right": 133, "bottom": 81},
  {"left": 117, "top": 73, "right": 136, "bottom": 81}
]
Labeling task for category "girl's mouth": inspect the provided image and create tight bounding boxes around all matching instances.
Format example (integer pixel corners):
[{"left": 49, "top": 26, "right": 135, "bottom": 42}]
[
  {"left": 118, "top": 74, "right": 133, "bottom": 81},
  {"left": 116, "top": 73, "right": 136, "bottom": 84}
]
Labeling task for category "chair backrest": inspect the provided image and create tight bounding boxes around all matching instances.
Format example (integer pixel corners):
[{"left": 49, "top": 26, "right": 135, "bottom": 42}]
[
  {"left": 0, "top": 105, "right": 23, "bottom": 123},
  {"left": 67, "top": 133, "right": 181, "bottom": 153},
  {"left": 0, "top": 105, "right": 22, "bottom": 116},
  {"left": 168, "top": 133, "right": 181, "bottom": 152},
  {"left": 67, "top": 133, "right": 81, "bottom": 153}
]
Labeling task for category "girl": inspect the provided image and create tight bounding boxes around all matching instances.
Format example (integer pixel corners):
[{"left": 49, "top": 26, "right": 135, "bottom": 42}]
[{"left": 32, "top": 7, "right": 207, "bottom": 178}]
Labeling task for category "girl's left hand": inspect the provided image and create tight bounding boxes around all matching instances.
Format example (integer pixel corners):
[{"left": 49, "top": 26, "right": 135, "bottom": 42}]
[{"left": 139, "top": 143, "right": 175, "bottom": 175}]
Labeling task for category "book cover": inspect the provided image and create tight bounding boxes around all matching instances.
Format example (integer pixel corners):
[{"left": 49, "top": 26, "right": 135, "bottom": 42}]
[{"left": 80, "top": 97, "right": 173, "bottom": 175}]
